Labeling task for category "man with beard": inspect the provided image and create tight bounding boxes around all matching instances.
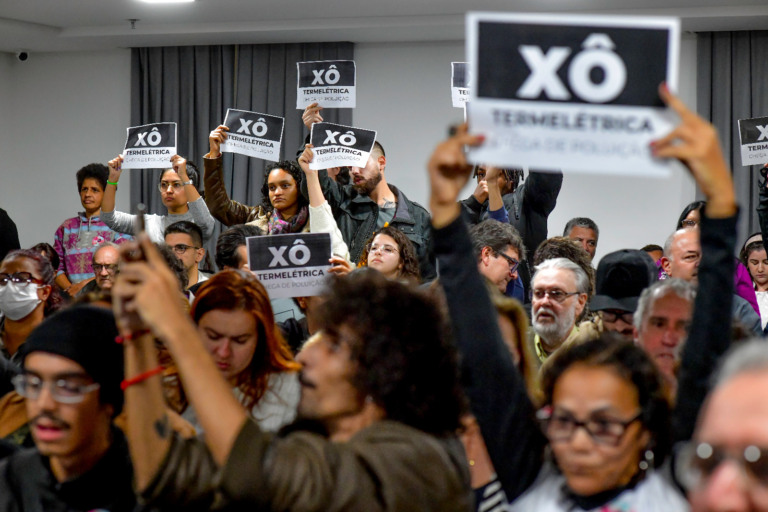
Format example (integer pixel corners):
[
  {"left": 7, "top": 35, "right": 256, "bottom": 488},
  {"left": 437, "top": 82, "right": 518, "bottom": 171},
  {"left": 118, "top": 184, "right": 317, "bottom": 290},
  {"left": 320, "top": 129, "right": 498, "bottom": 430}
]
[
  {"left": 529, "top": 258, "right": 590, "bottom": 368},
  {"left": 0, "top": 305, "right": 138, "bottom": 511},
  {"left": 301, "top": 141, "right": 436, "bottom": 280},
  {"left": 590, "top": 249, "right": 657, "bottom": 340}
]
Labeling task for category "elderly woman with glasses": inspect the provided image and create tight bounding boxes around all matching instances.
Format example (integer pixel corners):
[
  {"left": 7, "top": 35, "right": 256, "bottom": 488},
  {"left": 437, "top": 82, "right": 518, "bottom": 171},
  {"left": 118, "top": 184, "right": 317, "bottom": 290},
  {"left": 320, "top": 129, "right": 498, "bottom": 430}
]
[{"left": 99, "top": 154, "right": 215, "bottom": 244}]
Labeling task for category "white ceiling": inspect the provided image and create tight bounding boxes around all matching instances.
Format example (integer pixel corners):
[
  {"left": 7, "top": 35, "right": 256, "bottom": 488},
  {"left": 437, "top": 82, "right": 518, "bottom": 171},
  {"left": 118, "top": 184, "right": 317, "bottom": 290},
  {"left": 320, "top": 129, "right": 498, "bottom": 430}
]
[{"left": 1, "top": 0, "right": 767, "bottom": 53}]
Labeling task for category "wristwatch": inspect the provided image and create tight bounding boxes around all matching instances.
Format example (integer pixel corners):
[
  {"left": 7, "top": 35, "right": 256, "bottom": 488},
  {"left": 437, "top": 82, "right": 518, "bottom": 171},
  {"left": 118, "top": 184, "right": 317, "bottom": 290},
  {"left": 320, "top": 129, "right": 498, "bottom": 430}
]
[{"left": 182, "top": 180, "right": 193, "bottom": 186}]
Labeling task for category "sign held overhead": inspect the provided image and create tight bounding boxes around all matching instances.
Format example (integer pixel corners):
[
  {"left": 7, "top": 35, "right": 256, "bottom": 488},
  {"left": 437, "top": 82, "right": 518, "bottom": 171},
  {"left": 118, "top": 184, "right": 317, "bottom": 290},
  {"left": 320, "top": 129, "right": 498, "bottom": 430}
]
[
  {"left": 122, "top": 122, "right": 178, "bottom": 169},
  {"left": 221, "top": 108, "right": 284, "bottom": 161},
  {"left": 738, "top": 116, "right": 768, "bottom": 167},
  {"left": 297, "top": 60, "right": 356, "bottom": 109},
  {"left": 466, "top": 12, "right": 680, "bottom": 177}
]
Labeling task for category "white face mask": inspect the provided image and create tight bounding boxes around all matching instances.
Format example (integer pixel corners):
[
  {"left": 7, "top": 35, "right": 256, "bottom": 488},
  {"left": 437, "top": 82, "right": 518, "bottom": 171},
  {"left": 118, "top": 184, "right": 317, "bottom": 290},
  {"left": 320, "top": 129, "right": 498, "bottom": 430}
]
[{"left": 0, "top": 282, "right": 42, "bottom": 321}]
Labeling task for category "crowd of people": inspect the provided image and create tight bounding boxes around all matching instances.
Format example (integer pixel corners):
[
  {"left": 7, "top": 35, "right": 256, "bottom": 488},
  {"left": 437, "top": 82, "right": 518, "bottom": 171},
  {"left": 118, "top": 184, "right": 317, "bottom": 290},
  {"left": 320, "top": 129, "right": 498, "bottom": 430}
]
[{"left": 0, "top": 83, "right": 767, "bottom": 512}]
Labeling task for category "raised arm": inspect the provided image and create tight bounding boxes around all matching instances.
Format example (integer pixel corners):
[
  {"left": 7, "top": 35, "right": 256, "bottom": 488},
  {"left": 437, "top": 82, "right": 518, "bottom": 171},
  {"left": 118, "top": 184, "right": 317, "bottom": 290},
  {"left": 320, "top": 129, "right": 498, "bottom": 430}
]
[
  {"left": 485, "top": 166, "right": 509, "bottom": 223},
  {"left": 429, "top": 125, "right": 545, "bottom": 500},
  {"left": 298, "top": 144, "right": 353, "bottom": 268},
  {"left": 652, "top": 85, "right": 738, "bottom": 443},
  {"left": 113, "top": 235, "right": 248, "bottom": 473},
  {"left": 203, "top": 125, "right": 259, "bottom": 226},
  {"left": 100, "top": 155, "right": 138, "bottom": 235}
]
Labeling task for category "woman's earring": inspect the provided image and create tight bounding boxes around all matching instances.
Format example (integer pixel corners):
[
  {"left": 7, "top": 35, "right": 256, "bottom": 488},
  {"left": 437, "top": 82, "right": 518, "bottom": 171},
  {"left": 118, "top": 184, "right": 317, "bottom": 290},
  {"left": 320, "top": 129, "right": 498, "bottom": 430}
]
[{"left": 639, "top": 449, "right": 654, "bottom": 471}]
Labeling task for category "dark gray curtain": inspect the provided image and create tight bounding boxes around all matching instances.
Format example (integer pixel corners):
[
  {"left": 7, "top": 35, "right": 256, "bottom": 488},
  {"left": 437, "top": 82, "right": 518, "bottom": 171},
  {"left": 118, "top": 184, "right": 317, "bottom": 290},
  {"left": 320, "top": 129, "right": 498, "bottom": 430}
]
[
  {"left": 130, "top": 42, "right": 353, "bottom": 261},
  {"left": 697, "top": 31, "right": 768, "bottom": 247}
]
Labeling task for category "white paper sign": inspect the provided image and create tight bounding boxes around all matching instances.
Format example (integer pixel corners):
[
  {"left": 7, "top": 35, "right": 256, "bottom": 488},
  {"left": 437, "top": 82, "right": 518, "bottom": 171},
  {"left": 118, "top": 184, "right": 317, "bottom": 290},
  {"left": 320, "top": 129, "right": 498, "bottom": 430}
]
[
  {"left": 466, "top": 13, "right": 680, "bottom": 177},
  {"left": 122, "top": 122, "right": 177, "bottom": 169},
  {"left": 738, "top": 116, "right": 768, "bottom": 167},
  {"left": 451, "top": 62, "right": 470, "bottom": 108},
  {"left": 309, "top": 122, "right": 377, "bottom": 170},
  {"left": 220, "top": 109, "right": 284, "bottom": 161},
  {"left": 248, "top": 233, "right": 331, "bottom": 299},
  {"left": 297, "top": 60, "right": 356, "bottom": 109}
]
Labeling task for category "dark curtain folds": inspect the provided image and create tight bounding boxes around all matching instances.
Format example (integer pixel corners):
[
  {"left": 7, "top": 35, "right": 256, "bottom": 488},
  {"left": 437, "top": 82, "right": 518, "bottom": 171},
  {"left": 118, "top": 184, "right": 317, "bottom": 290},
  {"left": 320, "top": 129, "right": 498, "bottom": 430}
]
[
  {"left": 697, "top": 31, "right": 768, "bottom": 247},
  {"left": 130, "top": 42, "right": 353, "bottom": 260}
]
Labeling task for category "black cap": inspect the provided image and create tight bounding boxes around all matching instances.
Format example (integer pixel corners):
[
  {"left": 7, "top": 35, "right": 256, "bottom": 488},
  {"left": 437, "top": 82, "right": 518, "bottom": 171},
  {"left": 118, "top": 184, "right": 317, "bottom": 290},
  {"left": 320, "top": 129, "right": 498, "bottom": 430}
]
[
  {"left": 20, "top": 305, "right": 124, "bottom": 414},
  {"left": 590, "top": 250, "right": 657, "bottom": 313}
]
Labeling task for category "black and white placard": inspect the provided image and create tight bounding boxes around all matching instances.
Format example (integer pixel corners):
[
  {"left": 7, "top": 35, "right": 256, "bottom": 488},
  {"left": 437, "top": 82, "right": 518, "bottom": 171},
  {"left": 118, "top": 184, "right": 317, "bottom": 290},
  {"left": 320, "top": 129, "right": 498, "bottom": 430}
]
[
  {"left": 466, "top": 13, "right": 680, "bottom": 177},
  {"left": 248, "top": 233, "right": 331, "bottom": 299},
  {"left": 296, "top": 60, "right": 356, "bottom": 109},
  {"left": 122, "top": 122, "right": 178, "bottom": 169},
  {"left": 451, "top": 62, "right": 471, "bottom": 108},
  {"left": 738, "top": 116, "right": 768, "bottom": 167},
  {"left": 308, "top": 122, "right": 377, "bottom": 170},
  {"left": 220, "top": 109, "right": 284, "bottom": 161}
]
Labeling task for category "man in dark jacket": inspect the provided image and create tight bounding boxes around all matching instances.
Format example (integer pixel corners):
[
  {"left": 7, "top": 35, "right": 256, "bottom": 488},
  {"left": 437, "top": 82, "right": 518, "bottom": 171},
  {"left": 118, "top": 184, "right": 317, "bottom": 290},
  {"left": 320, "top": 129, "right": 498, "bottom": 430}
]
[
  {"left": 0, "top": 305, "right": 137, "bottom": 512},
  {"left": 301, "top": 141, "right": 437, "bottom": 280},
  {"left": 461, "top": 165, "right": 562, "bottom": 298}
]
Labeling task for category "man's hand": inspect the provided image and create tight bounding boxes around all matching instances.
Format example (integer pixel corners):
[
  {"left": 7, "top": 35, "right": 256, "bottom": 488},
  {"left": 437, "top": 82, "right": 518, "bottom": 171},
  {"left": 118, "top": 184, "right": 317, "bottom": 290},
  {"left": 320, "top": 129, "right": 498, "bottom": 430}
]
[
  {"left": 67, "top": 277, "right": 94, "bottom": 297},
  {"left": 302, "top": 102, "right": 323, "bottom": 131},
  {"left": 107, "top": 155, "right": 124, "bottom": 184},
  {"left": 652, "top": 84, "right": 735, "bottom": 218},
  {"left": 472, "top": 180, "right": 489, "bottom": 203},
  {"left": 170, "top": 155, "right": 188, "bottom": 180},
  {"left": 428, "top": 124, "right": 485, "bottom": 228},
  {"left": 208, "top": 125, "right": 228, "bottom": 159}
]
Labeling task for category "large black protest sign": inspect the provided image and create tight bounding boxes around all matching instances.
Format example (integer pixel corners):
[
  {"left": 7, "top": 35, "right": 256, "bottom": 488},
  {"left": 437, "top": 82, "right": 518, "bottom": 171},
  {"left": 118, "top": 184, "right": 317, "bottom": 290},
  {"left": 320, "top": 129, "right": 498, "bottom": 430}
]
[
  {"left": 467, "top": 13, "right": 680, "bottom": 177},
  {"left": 297, "top": 60, "right": 356, "bottom": 109},
  {"left": 738, "top": 116, "right": 768, "bottom": 167},
  {"left": 309, "top": 122, "right": 377, "bottom": 170},
  {"left": 451, "top": 62, "right": 470, "bottom": 108},
  {"left": 122, "top": 122, "right": 177, "bottom": 169},
  {"left": 247, "top": 233, "right": 331, "bottom": 299},
  {"left": 221, "top": 109, "right": 284, "bottom": 161}
]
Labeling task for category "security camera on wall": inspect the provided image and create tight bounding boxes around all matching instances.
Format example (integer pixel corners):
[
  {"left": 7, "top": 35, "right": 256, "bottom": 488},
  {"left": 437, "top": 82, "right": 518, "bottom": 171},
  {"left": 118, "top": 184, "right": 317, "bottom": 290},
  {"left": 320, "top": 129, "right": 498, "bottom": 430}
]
[{"left": 16, "top": 52, "right": 29, "bottom": 62}]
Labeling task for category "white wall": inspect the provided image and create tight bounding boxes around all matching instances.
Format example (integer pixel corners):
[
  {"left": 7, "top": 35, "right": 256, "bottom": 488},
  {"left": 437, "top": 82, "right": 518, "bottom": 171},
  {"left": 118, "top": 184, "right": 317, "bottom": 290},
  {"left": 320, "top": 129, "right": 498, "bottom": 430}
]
[
  {"left": 0, "top": 50, "right": 132, "bottom": 248},
  {"left": 356, "top": 34, "right": 699, "bottom": 263},
  {"left": 1, "top": 36, "right": 698, "bottom": 262}
]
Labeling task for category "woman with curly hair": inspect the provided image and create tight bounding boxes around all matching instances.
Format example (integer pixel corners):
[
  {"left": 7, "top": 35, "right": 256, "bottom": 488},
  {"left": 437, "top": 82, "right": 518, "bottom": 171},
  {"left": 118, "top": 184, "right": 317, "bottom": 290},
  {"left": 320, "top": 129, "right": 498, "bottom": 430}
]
[
  {"left": 356, "top": 226, "right": 421, "bottom": 283},
  {"left": 0, "top": 249, "right": 63, "bottom": 366},
  {"left": 183, "top": 269, "right": 301, "bottom": 432},
  {"left": 204, "top": 125, "right": 309, "bottom": 235}
]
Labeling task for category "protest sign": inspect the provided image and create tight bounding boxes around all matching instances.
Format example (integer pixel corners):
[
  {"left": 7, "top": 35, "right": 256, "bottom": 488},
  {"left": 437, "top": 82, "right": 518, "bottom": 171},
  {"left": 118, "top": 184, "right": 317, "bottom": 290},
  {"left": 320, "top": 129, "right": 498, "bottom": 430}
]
[
  {"left": 466, "top": 13, "right": 680, "bottom": 177},
  {"left": 122, "top": 122, "right": 177, "bottom": 169},
  {"left": 308, "top": 122, "right": 377, "bottom": 170},
  {"left": 452, "top": 62, "right": 471, "bottom": 108},
  {"left": 297, "top": 60, "right": 356, "bottom": 109},
  {"left": 737, "top": 116, "right": 768, "bottom": 167},
  {"left": 248, "top": 233, "right": 331, "bottom": 299},
  {"left": 221, "top": 109, "right": 284, "bottom": 161}
]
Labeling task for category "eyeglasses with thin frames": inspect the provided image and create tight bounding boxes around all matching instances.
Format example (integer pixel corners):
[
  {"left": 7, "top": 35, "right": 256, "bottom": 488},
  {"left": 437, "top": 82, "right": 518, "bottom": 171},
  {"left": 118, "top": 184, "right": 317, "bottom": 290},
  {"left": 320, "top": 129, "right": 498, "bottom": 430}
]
[
  {"left": 368, "top": 244, "right": 398, "bottom": 256},
  {"left": 92, "top": 264, "right": 119, "bottom": 274},
  {"left": 171, "top": 244, "right": 200, "bottom": 255},
  {"left": 158, "top": 181, "right": 185, "bottom": 193},
  {"left": 532, "top": 288, "right": 580, "bottom": 303}
]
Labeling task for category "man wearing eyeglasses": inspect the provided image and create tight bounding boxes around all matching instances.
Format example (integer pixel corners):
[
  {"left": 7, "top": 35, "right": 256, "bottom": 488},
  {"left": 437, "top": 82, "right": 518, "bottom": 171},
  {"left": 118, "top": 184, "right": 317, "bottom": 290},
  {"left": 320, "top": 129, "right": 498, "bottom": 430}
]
[
  {"left": 469, "top": 219, "right": 525, "bottom": 293},
  {"left": 0, "top": 305, "right": 138, "bottom": 511},
  {"left": 76, "top": 242, "right": 121, "bottom": 297},
  {"left": 530, "top": 258, "right": 591, "bottom": 367},
  {"left": 164, "top": 221, "right": 209, "bottom": 293}
]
